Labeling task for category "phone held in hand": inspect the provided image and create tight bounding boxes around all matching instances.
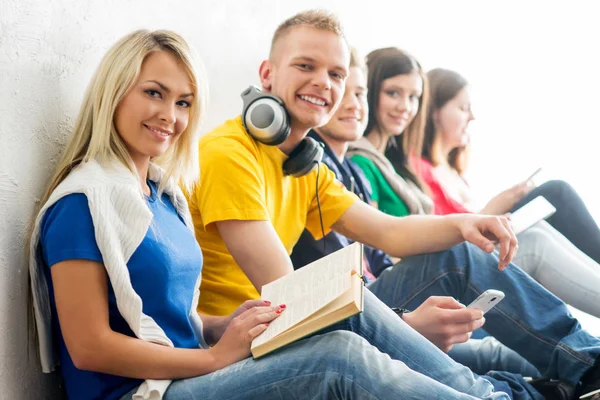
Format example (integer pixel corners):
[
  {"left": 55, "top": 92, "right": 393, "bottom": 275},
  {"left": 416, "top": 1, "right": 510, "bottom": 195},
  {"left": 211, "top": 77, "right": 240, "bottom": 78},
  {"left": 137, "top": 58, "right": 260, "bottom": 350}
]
[
  {"left": 524, "top": 167, "right": 543, "bottom": 184},
  {"left": 467, "top": 290, "right": 505, "bottom": 314}
]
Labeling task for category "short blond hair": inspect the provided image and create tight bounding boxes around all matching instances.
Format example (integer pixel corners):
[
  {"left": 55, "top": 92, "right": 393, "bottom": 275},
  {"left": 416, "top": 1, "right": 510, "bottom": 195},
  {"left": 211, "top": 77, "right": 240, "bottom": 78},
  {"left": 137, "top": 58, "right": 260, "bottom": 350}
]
[
  {"left": 270, "top": 9, "right": 345, "bottom": 58},
  {"left": 349, "top": 47, "right": 366, "bottom": 72}
]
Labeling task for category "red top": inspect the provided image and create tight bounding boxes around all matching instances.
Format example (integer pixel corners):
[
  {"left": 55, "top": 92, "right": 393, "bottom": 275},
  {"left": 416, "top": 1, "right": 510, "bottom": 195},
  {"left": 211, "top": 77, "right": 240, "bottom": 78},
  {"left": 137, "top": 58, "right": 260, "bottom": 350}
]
[{"left": 411, "top": 156, "right": 472, "bottom": 215}]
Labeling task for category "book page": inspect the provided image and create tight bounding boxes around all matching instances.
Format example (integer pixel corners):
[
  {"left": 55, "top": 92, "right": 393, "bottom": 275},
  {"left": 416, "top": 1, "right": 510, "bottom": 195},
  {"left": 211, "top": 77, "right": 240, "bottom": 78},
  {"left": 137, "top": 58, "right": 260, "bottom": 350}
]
[
  {"left": 251, "top": 243, "right": 362, "bottom": 348},
  {"left": 252, "top": 273, "right": 351, "bottom": 348}
]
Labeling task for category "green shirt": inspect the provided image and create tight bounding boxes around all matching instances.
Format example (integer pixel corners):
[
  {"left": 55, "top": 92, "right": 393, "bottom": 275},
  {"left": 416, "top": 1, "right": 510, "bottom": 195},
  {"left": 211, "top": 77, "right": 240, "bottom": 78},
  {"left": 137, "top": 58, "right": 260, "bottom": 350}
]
[{"left": 350, "top": 155, "right": 410, "bottom": 217}]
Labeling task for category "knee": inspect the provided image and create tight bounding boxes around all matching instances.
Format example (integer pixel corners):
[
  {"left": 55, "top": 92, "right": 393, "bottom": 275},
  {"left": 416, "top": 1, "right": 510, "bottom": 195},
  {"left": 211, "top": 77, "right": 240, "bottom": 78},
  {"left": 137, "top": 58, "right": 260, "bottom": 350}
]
[
  {"left": 537, "top": 179, "right": 573, "bottom": 198},
  {"left": 309, "top": 331, "right": 370, "bottom": 372},
  {"left": 446, "top": 242, "right": 495, "bottom": 269}
]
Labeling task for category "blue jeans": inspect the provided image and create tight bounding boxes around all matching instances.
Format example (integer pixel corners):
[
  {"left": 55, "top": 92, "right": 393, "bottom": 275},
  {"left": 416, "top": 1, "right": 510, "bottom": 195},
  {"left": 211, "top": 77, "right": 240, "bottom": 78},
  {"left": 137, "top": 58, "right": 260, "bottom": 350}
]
[
  {"left": 120, "top": 291, "right": 523, "bottom": 400},
  {"left": 450, "top": 337, "right": 540, "bottom": 378},
  {"left": 513, "top": 179, "right": 600, "bottom": 264},
  {"left": 368, "top": 242, "right": 600, "bottom": 385}
]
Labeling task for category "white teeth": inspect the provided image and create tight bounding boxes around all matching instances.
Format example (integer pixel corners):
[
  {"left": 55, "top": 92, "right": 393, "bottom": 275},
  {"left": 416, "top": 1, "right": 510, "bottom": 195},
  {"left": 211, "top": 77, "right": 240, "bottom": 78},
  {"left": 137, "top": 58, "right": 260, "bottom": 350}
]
[
  {"left": 148, "top": 126, "right": 171, "bottom": 137},
  {"left": 300, "top": 95, "right": 326, "bottom": 106}
]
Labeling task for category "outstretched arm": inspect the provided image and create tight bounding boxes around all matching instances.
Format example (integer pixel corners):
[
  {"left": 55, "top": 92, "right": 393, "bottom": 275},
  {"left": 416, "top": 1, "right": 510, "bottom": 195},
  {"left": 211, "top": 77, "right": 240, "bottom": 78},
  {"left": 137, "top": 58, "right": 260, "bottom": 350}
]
[{"left": 332, "top": 201, "right": 518, "bottom": 270}]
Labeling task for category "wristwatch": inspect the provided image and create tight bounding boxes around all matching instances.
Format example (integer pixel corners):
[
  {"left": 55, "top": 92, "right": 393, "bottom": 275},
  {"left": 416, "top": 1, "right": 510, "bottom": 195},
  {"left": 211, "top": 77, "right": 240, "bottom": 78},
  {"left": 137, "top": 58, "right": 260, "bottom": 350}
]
[{"left": 390, "top": 307, "right": 411, "bottom": 319}]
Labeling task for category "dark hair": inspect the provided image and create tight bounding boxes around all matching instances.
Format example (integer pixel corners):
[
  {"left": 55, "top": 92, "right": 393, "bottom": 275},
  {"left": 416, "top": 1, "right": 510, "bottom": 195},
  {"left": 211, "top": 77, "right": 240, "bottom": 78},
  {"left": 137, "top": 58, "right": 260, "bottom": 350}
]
[
  {"left": 424, "top": 68, "right": 469, "bottom": 172},
  {"left": 364, "top": 47, "right": 427, "bottom": 187}
]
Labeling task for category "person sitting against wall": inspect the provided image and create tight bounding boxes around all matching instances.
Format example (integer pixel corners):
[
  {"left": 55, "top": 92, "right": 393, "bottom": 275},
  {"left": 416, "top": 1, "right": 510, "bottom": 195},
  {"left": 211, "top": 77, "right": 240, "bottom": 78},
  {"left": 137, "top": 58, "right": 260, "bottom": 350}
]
[
  {"left": 413, "top": 67, "right": 600, "bottom": 319},
  {"left": 419, "top": 68, "right": 600, "bottom": 266}
]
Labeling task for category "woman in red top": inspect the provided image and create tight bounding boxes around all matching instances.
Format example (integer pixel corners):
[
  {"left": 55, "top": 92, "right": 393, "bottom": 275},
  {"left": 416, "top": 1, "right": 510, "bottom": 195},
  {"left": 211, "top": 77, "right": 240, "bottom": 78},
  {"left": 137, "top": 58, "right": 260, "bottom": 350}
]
[
  {"left": 414, "top": 68, "right": 600, "bottom": 318},
  {"left": 420, "top": 68, "right": 600, "bottom": 264}
]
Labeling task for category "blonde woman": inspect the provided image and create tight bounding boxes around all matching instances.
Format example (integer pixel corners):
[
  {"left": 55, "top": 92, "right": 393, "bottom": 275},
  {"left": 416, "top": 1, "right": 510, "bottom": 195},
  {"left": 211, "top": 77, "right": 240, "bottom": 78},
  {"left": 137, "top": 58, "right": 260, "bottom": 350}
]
[{"left": 28, "top": 30, "right": 517, "bottom": 400}]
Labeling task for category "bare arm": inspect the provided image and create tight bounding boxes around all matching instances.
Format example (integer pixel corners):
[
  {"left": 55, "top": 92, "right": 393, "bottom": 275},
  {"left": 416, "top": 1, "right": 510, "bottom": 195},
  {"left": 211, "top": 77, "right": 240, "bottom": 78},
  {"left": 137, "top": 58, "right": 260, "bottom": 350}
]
[
  {"left": 332, "top": 201, "right": 518, "bottom": 270},
  {"left": 216, "top": 220, "right": 294, "bottom": 292},
  {"left": 481, "top": 182, "right": 534, "bottom": 215},
  {"left": 52, "top": 260, "right": 279, "bottom": 379}
]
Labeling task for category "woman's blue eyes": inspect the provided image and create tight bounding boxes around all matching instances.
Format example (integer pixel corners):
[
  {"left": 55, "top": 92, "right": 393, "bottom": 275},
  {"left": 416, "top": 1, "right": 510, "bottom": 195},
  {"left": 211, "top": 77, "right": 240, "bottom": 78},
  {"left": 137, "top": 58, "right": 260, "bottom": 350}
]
[{"left": 145, "top": 89, "right": 191, "bottom": 108}]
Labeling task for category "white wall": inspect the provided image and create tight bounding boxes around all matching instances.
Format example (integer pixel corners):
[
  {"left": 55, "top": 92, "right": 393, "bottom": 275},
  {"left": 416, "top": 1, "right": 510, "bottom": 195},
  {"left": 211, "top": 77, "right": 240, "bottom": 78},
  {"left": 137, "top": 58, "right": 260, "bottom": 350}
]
[{"left": 2, "top": 1, "right": 599, "bottom": 398}]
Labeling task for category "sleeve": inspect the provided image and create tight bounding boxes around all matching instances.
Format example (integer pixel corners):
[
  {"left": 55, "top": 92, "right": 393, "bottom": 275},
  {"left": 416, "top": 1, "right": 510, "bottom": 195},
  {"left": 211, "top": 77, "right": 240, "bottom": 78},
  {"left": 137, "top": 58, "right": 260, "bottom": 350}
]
[
  {"left": 195, "top": 136, "right": 269, "bottom": 231},
  {"left": 40, "top": 194, "right": 103, "bottom": 268},
  {"left": 413, "top": 157, "right": 471, "bottom": 215},
  {"left": 305, "top": 163, "right": 359, "bottom": 240},
  {"left": 350, "top": 155, "right": 381, "bottom": 202}
]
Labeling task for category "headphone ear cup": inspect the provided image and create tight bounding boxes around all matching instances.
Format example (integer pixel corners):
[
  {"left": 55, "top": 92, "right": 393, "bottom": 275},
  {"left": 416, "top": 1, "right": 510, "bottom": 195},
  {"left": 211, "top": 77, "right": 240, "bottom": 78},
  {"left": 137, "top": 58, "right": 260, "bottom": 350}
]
[
  {"left": 241, "top": 86, "right": 290, "bottom": 145},
  {"left": 283, "top": 137, "right": 324, "bottom": 177}
]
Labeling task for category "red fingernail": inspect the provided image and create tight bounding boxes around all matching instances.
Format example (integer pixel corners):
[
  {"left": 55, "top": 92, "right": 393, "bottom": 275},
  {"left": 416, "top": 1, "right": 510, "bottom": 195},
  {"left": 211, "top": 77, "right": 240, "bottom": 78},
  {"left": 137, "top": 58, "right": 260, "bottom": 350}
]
[
  {"left": 276, "top": 309, "right": 282, "bottom": 314},
  {"left": 264, "top": 300, "right": 271, "bottom": 305},
  {"left": 265, "top": 323, "right": 269, "bottom": 326},
  {"left": 279, "top": 304, "right": 286, "bottom": 309}
]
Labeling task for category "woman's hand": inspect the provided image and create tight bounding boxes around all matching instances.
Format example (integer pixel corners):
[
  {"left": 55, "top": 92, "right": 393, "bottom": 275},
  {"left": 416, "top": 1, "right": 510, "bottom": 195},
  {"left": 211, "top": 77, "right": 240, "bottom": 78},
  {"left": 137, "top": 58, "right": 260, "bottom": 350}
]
[
  {"left": 481, "top": 181, "right": 534, "bottom": 215},
  {"left": 210, "top": 303, "right": 285, "bottom": 368}
]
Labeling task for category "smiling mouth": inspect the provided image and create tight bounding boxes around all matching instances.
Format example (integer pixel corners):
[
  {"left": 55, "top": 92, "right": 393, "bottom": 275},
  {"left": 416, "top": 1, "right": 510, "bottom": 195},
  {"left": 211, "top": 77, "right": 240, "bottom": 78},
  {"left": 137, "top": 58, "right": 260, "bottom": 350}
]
[
  {"left": 389, "top": 116, "right": 408, "bottom": 124},
  {"left": 145, "top": 124, "right": 172, "bottom": 137},
  {"left": 299, "top": 95, "right": 328, "bottom": 107}
]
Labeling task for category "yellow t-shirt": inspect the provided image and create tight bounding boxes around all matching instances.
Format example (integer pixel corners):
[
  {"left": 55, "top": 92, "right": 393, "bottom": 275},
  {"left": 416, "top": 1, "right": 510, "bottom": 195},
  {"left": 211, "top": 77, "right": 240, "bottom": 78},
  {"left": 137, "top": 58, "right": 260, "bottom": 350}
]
[{"left": 188, "top": 116, "right": 358, "bottom": 316}]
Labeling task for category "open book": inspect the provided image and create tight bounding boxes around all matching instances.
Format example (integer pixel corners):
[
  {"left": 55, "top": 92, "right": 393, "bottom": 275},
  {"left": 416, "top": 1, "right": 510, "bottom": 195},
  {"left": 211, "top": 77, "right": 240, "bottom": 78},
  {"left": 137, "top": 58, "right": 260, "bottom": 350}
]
[{"left": 251, "top": 242, "right": 365, "bottom": 359}]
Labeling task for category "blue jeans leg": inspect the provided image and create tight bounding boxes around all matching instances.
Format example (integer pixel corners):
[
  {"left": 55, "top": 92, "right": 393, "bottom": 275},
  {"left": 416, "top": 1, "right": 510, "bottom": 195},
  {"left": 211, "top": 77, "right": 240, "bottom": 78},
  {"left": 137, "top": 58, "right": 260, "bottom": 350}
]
[
  {"left": 368, "top": 242, "right": 600, "bottom": 384},
  {"left": 323, "top": 290, "right": 540, "bottom": 399},
  {"left": 121, "top": 332, "right": 509, "bottom": 399},
  {"left": 450, "top": 338, "right": 540, "bottom": 377}
]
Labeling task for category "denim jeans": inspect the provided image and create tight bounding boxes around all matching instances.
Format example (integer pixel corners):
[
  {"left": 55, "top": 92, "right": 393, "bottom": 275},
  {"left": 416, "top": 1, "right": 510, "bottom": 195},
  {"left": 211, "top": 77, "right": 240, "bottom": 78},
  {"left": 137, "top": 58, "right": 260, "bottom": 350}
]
[
  {"left": 449, "top": 337, "right": 540, "bottom": 377},
  {"left": 120, "top": 290, "right": 520, "bottom": 400},
  {"left": 513, "top": 179, "right": 600, "bottom": 264},
  {"left": 368, "top": 242, "right": 600, "bottom": 386}
]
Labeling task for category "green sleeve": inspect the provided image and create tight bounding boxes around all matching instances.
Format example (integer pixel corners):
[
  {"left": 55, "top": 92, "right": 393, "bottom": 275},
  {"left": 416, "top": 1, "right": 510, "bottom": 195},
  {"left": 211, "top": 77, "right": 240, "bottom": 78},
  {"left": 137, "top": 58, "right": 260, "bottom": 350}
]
[{"left": 350, "top": 155, "right": 381, "bottom": 202}]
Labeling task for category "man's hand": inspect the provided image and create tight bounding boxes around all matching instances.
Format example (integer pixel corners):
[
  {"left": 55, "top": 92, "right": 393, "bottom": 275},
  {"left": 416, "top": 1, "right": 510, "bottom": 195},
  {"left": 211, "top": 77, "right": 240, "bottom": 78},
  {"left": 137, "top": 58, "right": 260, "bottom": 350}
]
[
  {"left": 402, "top": 296, "right": 485, "bottom": 353},
  {"left": 455, "top": 213, "right": 518, "bottom": 270}
]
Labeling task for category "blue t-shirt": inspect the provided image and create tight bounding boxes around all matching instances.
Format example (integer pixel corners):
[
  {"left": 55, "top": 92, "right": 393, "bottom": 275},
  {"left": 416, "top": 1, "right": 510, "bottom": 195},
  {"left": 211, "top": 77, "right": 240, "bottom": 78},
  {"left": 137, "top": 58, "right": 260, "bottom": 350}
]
[{"left": 40, "top": 181, "right": 203, "bottom": 400}]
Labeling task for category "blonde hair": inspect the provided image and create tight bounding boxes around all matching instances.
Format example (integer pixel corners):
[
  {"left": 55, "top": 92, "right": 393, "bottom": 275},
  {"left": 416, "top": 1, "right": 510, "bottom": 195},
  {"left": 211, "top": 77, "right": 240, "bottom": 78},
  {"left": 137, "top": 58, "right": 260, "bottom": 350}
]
[
  {"left": 39, "top": 29, "right": 208, "bottom": 207},
  {"left": 349, "top": 47, "right": 366, "bottom": 72},
  {"left": 270, "top": 9, "right": 345, "bottom": 58}
]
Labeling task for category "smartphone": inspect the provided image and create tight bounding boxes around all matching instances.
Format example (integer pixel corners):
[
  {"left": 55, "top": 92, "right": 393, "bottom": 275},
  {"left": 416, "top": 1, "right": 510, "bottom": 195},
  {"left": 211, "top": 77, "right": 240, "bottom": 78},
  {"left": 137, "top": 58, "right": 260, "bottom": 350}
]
[
  {"left": 467, "top": 290, "right": 505, "bottom": 314},
  {"left": 524, "top": 167, "right": 543, "bottom": 184}
]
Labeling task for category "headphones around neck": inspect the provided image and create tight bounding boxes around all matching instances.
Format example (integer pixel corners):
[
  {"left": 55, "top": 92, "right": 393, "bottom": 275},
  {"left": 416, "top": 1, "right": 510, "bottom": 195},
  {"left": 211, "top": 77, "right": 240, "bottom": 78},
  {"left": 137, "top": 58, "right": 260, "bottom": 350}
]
[{"left": 241, "top": 85, "right": 323, "bottom": 177}]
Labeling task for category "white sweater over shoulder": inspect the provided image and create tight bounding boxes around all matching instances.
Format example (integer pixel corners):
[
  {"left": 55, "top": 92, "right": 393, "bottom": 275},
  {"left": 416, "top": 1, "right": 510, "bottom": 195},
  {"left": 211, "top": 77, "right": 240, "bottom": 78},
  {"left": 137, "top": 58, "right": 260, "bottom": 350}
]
[{"left": 29, "top": 159, "right": 206, "bottom": 400}]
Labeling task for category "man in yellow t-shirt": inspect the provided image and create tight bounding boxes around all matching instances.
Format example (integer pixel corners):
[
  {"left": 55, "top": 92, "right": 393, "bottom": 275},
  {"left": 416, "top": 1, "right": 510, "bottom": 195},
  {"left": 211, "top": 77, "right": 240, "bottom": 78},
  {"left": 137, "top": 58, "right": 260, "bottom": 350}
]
[
  {"left": 188, "top": 115, "right": 357, "bottom": 315},
  {"left": 187, "top": 12, "right": 518, "bottom": 318}
]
